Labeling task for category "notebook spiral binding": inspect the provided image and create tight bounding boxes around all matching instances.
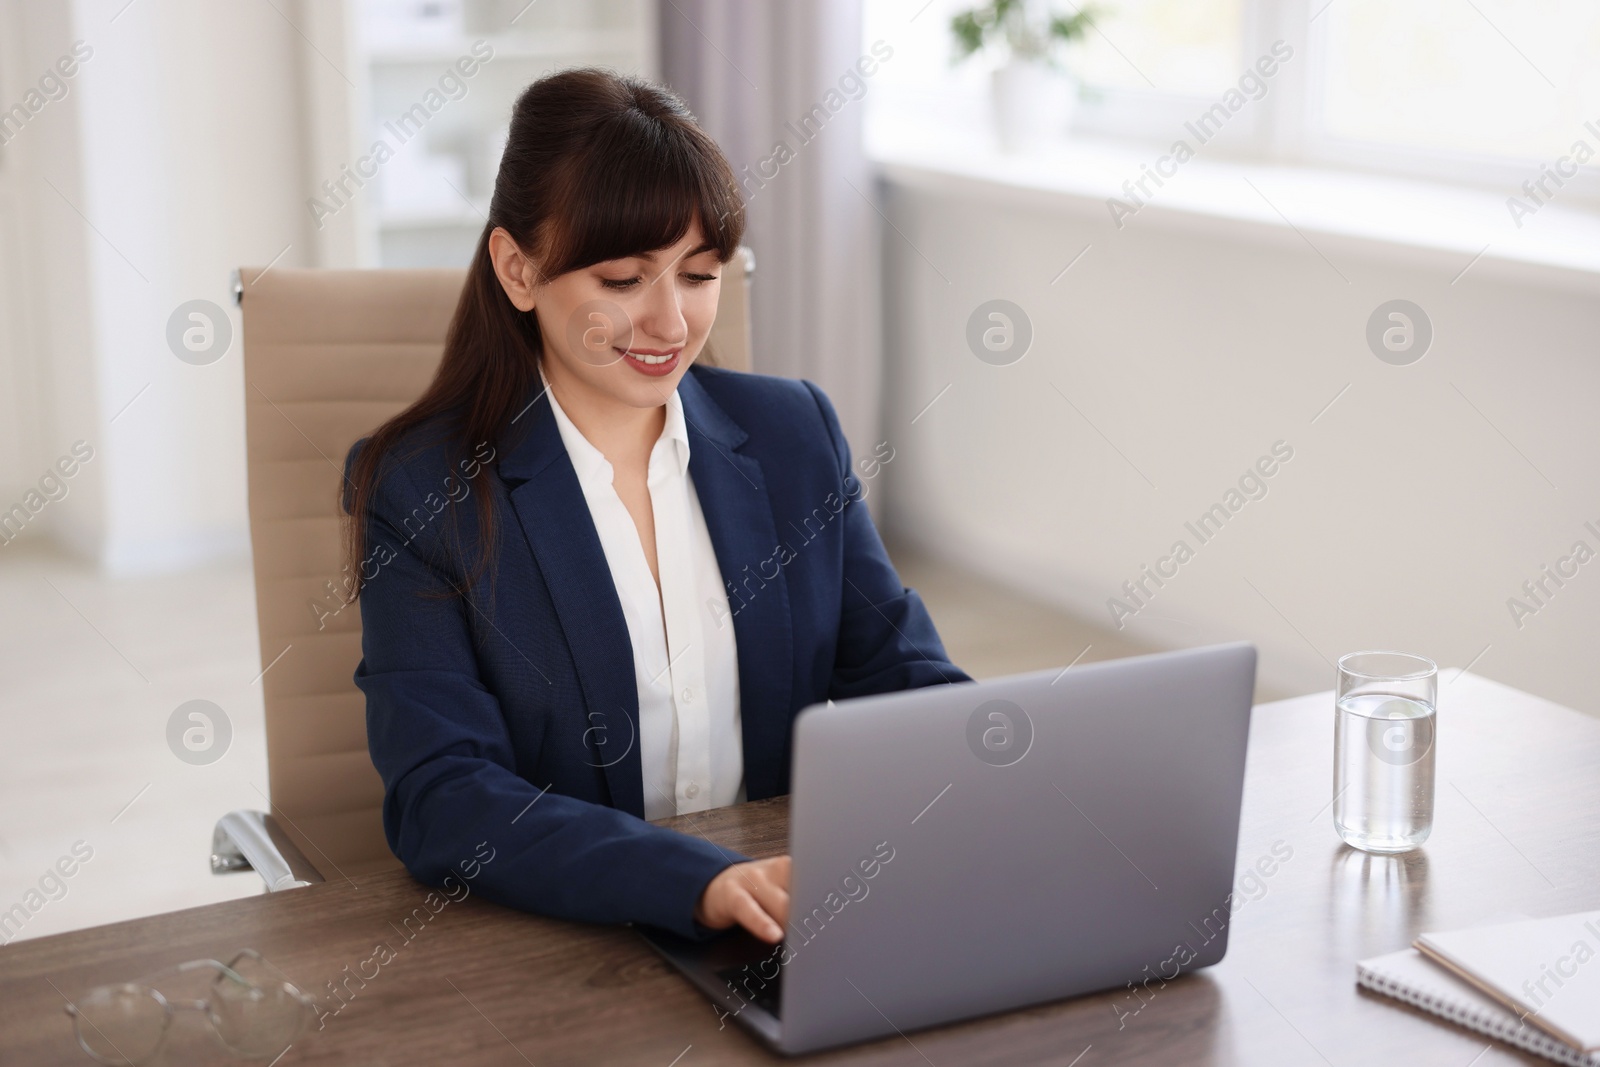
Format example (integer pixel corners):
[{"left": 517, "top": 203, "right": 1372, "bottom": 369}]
[{"left": 1357, "top": 962, "right": 1600, "bottom": 1067}]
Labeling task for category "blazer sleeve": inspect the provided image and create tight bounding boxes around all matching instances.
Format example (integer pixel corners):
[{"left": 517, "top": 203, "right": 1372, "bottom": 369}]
[
  {"left": 347, "top": 445, "right": 742, "bottom": 939},
  {"left": 800, "top": 382, "right": 976, "bottom": 699}
]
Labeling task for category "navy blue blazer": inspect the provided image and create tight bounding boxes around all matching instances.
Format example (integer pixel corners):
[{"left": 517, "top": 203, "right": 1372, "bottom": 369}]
[{"left": 345, "top": 364, "right": 972, "bottom": 939}]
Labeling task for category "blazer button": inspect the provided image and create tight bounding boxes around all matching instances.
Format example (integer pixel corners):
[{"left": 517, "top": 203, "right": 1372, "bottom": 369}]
[
  {"left": 681, "top": 686, "right": 694, "bottom": 704},
  {"left": 685, "top": 782, "right": 700, "bottom": 799}
]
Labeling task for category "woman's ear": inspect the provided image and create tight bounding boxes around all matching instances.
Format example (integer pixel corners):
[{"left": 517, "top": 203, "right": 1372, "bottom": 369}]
[{"left": 488, "top": 226, "right": 540, "bottom": 312}]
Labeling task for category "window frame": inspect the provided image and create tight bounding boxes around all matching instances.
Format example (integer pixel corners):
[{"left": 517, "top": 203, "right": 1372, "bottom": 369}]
[
  {"left": 1289, "top": 1, "right": 1600, "bottom": 204},
  {"left": 879, "top": 0, "right": 1600, "bottom": 208}
]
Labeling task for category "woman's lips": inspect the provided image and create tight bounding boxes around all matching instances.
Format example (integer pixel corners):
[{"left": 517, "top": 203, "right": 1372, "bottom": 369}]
[{"left": 615, "top": 347, "right": 681, "bottom": 377}]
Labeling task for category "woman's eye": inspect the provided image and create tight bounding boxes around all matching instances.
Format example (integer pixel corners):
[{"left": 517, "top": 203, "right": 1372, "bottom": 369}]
[{"left": 600, "top": 271, "right": 716, "bottom": 290}]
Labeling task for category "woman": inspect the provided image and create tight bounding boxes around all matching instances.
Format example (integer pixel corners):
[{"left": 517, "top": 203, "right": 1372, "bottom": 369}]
[{"left": 342, "top": 68, "right": 970, "bottom": 946}]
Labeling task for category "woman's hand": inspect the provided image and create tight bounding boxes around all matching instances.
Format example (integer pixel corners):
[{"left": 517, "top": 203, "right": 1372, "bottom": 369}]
[{"left": 694, "top": 855, "right": 791, "bottom": 943}]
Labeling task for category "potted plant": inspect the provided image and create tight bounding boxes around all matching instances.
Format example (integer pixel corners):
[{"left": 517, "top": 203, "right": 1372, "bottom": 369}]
[{"left": 951, "top": 0, "right": 1101, "bottom": 152}]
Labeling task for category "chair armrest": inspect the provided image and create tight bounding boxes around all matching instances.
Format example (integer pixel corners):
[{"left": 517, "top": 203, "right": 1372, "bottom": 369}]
[{"left": 210, "top": 810, "right": 325, "bottom": 890}]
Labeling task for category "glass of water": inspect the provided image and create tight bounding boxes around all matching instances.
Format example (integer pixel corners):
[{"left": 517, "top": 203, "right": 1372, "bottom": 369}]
[{"left": 1333, "top": 651, "right": 1437, "bottom": 853}]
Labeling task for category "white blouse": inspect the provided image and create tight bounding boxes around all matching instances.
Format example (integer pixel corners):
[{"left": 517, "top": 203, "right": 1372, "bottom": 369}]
[{"left": 538, "top": 364, "right": 744, "bottom": 820}]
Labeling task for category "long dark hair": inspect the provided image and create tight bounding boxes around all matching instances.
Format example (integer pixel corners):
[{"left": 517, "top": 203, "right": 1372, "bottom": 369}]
[{"left": 342, "top": 67, "right": 745, "bottom": 600}]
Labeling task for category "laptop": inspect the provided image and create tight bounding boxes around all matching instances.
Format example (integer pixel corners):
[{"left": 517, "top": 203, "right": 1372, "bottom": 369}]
[{"left": 639, "top": 641, "right": 1258, "bottom": 1055}]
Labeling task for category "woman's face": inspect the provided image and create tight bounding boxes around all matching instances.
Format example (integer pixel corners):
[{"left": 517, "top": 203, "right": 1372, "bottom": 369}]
[{"left": 506, "top": 220, "right": 724, "bottom": 410}]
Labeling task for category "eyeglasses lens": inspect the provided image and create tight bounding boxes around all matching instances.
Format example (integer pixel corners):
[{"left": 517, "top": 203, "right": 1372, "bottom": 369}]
[
  {"left": 209, "top": 965, "right": 311, "bottom": 1057},
  {"left": 72, "top": 985, "right": 167, "bottom": 1065}
]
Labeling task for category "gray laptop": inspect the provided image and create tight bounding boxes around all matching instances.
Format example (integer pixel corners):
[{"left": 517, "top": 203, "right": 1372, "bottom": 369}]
[{"left": 640, "top": 641, "right": 1258, "bottom": 1055}]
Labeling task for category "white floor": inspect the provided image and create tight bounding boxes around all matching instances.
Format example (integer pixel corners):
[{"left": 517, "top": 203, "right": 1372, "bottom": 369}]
[
  {"left": 0, "top": 536, "right": 1274, "bottom": 946},
  {"left": 0, "top": 540, "right": 271, "bottom": 945}
]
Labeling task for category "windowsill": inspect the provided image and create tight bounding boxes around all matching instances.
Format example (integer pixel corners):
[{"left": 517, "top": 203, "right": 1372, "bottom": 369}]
[{"left": 866, "top": 120, "right": 1600, "bottom": 295}]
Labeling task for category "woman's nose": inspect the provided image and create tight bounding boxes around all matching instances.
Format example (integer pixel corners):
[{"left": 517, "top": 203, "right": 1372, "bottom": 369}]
[{"left": 630, "top": 273, "right": 688, "bottom": 346}]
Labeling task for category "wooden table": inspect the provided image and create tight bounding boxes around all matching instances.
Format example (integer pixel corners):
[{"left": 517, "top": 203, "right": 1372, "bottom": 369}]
[{"left": 4, "top": 671, "right": 1598, "bottom": 1066}]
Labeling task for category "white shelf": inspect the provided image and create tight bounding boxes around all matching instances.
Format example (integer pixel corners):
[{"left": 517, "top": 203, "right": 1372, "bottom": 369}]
[
  {"left": 352, "top": 0, "right": 656, "bottom": 266},
  {"left": 368, "top": 28, "right": 645, "bottom": 66},
  {"left": 375, "top": 204, "right": 490, "bottom": 230}
]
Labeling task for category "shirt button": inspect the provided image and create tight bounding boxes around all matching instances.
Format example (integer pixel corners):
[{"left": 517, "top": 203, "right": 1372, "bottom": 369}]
[
  {"left": 685, "top": 782, "right": 700, "bottom": 799},
  {"left": 681, "top": 686, "right": 694, "bottom": 704}
]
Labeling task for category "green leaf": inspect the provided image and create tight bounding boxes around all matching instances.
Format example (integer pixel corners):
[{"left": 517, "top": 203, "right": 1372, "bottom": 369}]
[
  {"left": 950, "top": 10, "right": 985, "bottom": 59},
  {"left": 951, "top": 0, "right": 1104, "bottom": 64}
]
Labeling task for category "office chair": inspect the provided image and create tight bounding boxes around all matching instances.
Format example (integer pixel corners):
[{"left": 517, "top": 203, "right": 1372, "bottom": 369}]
[{"left": 213, "top": 247, "right": 756, "bottom": 890}]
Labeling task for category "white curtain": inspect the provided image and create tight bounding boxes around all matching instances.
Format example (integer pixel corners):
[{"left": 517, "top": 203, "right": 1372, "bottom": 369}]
[{"left": 657, "top": 0, "right": 883, "bottom": 462}]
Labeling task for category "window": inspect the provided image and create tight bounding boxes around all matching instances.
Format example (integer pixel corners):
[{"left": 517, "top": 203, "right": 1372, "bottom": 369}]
[
  {"left": 1311, "top": 0, "right": 1600, "bottom": 177},
  {"left": 1073, "top": 0, "right": 1242, "bottom": 96},
  {"left": 863, "top": 0, "right": 1600, "bottom": 201}
]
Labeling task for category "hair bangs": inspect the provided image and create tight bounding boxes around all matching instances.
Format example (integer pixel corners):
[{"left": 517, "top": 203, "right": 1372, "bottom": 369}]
[{"left": 538, "top": 106, "right": 743, "bottom": 278}]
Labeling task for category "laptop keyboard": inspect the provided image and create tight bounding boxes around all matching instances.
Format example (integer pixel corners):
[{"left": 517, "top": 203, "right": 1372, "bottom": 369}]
[{"left": 715, "top": 962, "right": 783, "bottom": 1018}]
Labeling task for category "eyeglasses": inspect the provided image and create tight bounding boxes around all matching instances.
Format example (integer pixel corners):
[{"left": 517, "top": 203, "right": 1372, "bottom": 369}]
[{"left": 63, "top": 949, "right": 316, "bottom": 1064}]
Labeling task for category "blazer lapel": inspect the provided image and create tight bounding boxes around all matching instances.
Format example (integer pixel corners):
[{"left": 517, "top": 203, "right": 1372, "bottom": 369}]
[
  {"left": 678, "top": 370, "right": 795, "bottom": 800},
  {"left": 498, "top": 381, "right": 645, "bottom": 817}
]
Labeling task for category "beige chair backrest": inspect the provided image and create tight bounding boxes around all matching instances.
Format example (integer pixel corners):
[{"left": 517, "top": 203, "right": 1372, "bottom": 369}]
[{"left": 237, "top": 248, "right": 754, "bottom": 877}]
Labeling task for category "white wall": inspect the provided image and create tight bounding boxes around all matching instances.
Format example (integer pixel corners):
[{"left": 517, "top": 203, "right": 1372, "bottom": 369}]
[
  {"left": 0, "top": 1, "right": 102, "bottom": 547},
  {"left": 0, "top": 0, "right": 331, "bottom": 573},
  {"left": 877, "top": 173, "right": 1600, "bottom": 715}
]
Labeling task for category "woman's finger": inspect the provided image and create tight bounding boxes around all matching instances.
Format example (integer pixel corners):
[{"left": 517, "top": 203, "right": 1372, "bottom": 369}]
[
  {"left": 734, "top": 888, "right": 784, "bottom": 943},
  {"left": 746, "top": 870, "right": 790, "bottom": 928}
]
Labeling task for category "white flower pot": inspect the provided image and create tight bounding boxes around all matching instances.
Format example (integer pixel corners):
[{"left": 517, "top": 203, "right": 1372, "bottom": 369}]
[{"left": 990, "top": 58, "right": 1078, "bottom": 153}]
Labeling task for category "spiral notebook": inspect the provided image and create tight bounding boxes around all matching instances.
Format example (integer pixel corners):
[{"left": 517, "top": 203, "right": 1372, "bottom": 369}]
[
  {"left": 1415, "top": 911, "right": 1600, "bottom": 1054},
  {"left": 1357, "top": 948, "right": 1600, "bottom": 1067}
]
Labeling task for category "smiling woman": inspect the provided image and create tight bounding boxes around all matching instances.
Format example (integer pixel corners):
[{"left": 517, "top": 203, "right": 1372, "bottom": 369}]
[{"left": 339, "top": 68, "right": 970, "bottom": 949}]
